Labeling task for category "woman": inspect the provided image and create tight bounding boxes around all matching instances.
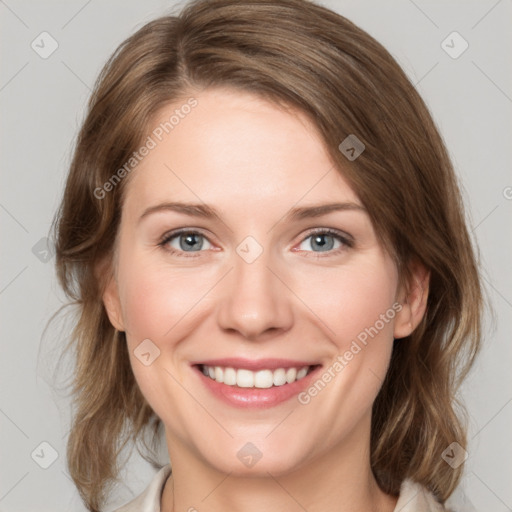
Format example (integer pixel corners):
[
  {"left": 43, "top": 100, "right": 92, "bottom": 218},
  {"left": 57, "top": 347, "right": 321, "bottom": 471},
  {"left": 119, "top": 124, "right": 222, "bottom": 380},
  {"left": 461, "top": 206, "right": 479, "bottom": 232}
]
[{"left": 52, "top": 0, "right": 482, "bottom": 510}]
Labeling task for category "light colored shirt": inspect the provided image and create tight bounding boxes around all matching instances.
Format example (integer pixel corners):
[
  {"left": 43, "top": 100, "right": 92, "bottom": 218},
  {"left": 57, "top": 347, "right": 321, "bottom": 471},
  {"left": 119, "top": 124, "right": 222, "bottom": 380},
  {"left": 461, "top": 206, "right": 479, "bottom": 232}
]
[{"left": 112, "top": 464, "right": 449, "bottom": 512}]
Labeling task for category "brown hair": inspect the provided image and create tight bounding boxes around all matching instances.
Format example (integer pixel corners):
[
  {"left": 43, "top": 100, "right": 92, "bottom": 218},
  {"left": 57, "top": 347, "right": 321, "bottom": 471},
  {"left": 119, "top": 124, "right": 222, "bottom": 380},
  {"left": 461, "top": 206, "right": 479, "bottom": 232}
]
[{"left": 52, "top": 0, "right": 483, "bottom": 510}]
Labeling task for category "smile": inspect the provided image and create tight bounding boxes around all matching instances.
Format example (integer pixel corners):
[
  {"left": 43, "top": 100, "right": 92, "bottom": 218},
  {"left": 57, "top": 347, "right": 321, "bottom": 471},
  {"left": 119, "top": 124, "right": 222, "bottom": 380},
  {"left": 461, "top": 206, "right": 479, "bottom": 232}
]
[
  {"left": 192, "top": 359, "right": 322, "bottom": 408},
  {"left": 200, "top": 364, "right": 313, "bottom": 388}
]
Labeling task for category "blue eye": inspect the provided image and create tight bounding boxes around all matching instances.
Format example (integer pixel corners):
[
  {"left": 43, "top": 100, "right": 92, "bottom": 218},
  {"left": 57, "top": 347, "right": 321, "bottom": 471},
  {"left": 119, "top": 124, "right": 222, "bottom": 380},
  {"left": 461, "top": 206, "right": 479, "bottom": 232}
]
[
  {"left": 160, "top": 231, "right": 212, "bottom": 254},
  {"left": 298, "top": 229, "right": 351, "bottom": 253}
]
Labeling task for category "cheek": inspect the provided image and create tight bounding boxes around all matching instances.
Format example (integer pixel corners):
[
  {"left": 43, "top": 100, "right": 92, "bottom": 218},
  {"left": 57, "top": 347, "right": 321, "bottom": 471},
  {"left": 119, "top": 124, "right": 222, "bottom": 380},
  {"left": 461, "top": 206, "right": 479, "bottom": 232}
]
[
  {"left": 290, "top": 259, "right": 398, "bottom": 433},
  {"left": 116, "top": 254, "right": 217, "bottom": 412},
  {"left": 122, "top": 273, "right": 181, "bottom": 337},
  {"left": 117, "top": 253, "right": 219, "bottom": 346},
  {"left": 290, "top": 257, "right": 398, "bottom": 350}
]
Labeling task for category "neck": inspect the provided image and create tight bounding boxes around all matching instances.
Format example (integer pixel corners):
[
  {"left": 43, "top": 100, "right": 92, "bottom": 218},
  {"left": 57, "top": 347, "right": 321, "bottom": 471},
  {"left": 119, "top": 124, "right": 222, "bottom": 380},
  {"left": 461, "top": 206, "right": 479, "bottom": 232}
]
[{"left": 161, "top": 419, "right": 398, "bottom": 512}]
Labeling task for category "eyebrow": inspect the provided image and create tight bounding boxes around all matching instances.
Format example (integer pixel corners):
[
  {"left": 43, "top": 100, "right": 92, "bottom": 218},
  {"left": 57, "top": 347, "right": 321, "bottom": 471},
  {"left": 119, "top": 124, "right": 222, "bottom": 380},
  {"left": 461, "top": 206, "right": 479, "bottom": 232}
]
[{"left": 138, "top": 201, "right": 366, "bottom": 224}]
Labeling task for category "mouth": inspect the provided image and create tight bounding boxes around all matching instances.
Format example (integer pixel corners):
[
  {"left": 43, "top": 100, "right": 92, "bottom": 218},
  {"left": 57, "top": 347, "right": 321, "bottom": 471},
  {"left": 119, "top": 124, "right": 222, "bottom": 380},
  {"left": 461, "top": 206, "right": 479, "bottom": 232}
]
[
  {"left": 198, "top": 363, "right": 316, "bottom": 388},
  {"left": 192, "top": 359, "right": 322, "bottom": 408}
]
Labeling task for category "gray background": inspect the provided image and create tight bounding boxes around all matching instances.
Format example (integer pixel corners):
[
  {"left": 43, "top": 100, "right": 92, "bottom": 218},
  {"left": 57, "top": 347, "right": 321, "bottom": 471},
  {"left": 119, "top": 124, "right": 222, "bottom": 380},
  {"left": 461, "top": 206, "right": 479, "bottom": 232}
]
[{"left": 1, "top": 0, "right": 511, "bottom": 510}]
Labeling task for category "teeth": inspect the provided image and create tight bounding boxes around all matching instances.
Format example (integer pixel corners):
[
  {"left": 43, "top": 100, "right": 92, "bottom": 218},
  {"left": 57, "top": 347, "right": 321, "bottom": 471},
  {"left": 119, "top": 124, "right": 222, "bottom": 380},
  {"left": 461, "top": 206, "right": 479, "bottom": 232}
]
[
  {"left": 201, "top": 365, "right": 311, "bottom": 388},
  {"left": 254, "top": 370, "right": 273, "bottom": 388},
  {"left": 286, "top": 367, "right": 297, "bottom": 383},
  {"left": 296, "top": 367, "right": 308, "bottom": 379},
  {"left": 237, "top": 369, "right": 254, "bottom": 388},
  {"left": 223, "top": 367, "right": 237, "bottom": 385},
  {"left": 272, "top": 368, "right": 287, "bottom": 386}
]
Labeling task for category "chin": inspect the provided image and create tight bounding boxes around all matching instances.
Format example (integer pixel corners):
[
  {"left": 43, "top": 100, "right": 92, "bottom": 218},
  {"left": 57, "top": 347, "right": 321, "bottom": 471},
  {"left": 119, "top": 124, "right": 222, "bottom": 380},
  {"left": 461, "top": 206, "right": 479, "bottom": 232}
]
[{"left": 199, "top": 440, "right": 311, "bottom": 478}]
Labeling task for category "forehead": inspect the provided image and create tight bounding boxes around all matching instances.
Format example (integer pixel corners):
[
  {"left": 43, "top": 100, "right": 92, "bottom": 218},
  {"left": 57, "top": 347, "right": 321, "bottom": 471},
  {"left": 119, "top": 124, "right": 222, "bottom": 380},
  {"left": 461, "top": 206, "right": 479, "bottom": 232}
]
[{"left": 122, "top": 87, "right": 360, "bottom": 214}]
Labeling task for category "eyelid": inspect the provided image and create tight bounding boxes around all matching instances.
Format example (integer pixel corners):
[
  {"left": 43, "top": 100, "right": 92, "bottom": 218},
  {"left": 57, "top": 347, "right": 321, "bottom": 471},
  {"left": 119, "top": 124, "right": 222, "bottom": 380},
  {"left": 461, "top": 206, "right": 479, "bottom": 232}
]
[
  {"left": 298, "top": 227, "right": 354, "bottom": 246},
  {"left": 158, "top": 227, "right": 212, "bottom": 245}
]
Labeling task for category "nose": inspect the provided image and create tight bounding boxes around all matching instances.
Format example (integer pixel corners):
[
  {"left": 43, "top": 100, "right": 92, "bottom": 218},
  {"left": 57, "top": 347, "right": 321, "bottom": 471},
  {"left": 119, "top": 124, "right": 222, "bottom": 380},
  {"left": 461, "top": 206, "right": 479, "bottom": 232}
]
[{"left": 216, "top": 250, "right": 294, "bottom": 341}]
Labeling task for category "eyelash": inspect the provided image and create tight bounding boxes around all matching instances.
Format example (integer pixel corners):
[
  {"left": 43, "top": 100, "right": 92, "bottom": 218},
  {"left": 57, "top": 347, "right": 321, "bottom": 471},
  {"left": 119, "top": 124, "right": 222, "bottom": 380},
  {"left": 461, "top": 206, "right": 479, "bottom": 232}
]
[{"left": 157, "top": 228, "right": 354, "bottom": 259}]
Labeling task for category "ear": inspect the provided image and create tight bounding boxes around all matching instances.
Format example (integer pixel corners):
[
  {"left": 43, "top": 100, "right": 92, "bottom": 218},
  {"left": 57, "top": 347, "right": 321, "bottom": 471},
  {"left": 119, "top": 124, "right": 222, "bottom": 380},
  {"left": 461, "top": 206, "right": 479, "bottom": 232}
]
[
  {"left": 394, "top": 260, "right": 430, "bottom": 339},
  {"left": 98, "top": 259, "right": 125, "bottom": 332}
]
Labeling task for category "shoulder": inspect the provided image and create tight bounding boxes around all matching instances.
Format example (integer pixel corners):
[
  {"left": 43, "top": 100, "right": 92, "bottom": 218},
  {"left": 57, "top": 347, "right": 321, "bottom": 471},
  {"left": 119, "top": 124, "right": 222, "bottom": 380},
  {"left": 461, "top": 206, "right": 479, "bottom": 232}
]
[
  {"left": 394, "top": 478, "right": 450, "bottom": 512},
  {"left": 111, "top": 464, "right": 172, "bottom": 512}
]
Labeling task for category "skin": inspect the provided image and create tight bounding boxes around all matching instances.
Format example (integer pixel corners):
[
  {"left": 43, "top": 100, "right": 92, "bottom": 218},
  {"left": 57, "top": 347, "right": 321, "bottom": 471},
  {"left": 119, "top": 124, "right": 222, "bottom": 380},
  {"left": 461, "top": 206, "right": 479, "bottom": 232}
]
[{"left": 103, "top": 87, "right": 429, "bottom": 512}]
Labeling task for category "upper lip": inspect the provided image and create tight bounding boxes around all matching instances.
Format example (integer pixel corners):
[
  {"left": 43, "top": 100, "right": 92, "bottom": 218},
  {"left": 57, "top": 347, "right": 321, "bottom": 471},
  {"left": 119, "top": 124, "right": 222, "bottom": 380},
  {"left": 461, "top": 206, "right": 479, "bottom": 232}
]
[{"left": 192, "top": 358, "right": 320, "bottom": 371}]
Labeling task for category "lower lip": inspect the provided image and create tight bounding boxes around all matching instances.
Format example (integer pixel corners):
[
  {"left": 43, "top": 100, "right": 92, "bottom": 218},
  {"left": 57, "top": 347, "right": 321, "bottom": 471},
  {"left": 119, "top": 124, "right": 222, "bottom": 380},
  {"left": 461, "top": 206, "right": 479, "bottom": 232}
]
[{"left": 193, "top": 365, "right": 321, "bottom": 408}]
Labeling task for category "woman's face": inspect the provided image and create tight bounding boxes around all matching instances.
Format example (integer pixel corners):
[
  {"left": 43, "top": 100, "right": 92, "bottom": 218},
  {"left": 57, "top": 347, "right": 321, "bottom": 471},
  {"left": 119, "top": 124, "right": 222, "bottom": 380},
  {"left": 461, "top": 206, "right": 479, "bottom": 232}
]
[{"left": 103, "top": 87, "right": 420, "bottom": 476}]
